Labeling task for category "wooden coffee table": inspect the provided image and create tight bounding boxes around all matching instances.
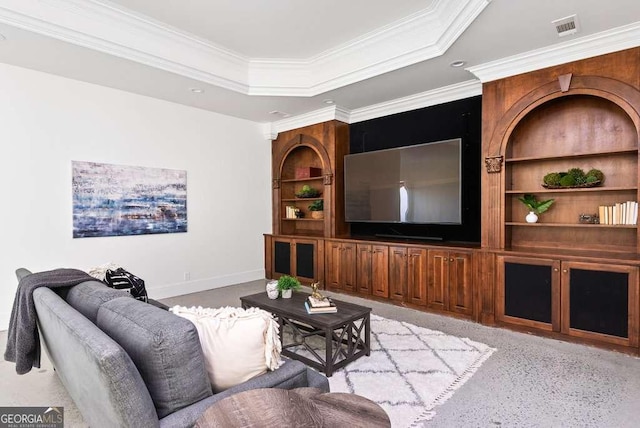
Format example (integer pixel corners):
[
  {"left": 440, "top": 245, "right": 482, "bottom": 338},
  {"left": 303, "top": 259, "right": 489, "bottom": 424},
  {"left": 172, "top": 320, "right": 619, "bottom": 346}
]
[
  {"left": 195, "top": 387, "right": 390, "bottom": 427},
  {"left": 240, "top": 292, "right": 371, "bottom": 377}
]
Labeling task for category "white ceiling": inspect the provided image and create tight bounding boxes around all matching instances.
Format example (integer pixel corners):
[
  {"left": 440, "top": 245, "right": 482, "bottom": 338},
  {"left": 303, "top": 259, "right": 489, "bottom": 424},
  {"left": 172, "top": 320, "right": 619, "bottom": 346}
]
[
  {"left": 0, "top": 0, "right": 639, "bottom": 128},
  {"left": 109, "top": 0, "right": 434, "bottom": 59}
]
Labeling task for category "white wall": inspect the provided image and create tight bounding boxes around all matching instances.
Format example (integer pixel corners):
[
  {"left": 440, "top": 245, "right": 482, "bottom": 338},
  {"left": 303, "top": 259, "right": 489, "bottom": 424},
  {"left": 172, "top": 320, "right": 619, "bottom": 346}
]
[{"left": 0, "top": 63, "right": 272, "bottom": 330}]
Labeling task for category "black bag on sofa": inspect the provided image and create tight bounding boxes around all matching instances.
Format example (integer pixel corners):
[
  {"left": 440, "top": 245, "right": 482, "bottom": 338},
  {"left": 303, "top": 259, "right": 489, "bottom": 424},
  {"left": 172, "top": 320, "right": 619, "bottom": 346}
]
[{"left": 104, "top": 268, "right": 148, "bottom": 303}]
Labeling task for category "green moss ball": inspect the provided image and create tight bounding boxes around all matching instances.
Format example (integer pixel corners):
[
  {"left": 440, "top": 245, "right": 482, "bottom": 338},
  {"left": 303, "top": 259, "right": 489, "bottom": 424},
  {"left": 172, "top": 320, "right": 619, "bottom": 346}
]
[
  {"left": 559, "top": 174, "right": 576, "bottom": 187},
  {"left": 567, "top": 167, "right": 586, "bottom": 184},
  {"left": 543, "top": 172, "right": 562, "bottom": 186},
  {"left": 586, "top": 169, "right": 604, "bottom": 183}
]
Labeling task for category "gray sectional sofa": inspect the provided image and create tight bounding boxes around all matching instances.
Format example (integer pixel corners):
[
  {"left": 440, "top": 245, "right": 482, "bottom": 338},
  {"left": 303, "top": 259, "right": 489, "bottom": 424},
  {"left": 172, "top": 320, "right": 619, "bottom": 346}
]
[{"left": 21, "top": 269, "right": 329, "bottom": 427}]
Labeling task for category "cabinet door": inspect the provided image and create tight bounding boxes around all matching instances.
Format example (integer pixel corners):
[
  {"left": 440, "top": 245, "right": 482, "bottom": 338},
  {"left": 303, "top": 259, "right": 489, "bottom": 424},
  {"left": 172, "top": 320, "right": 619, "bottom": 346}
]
[
  {"left": 356, "top": 244, "right": 372, "bottom": 295},
  {"left": 389, "top": 246, "right": 407, "bottom": 301},
  {"left": 273, "top": 238, "right": 293, "bottom": 277},
  {"left": 407, "top": 248, "right": 427, "bottom": 306},
  {"left": 371, "top": 245, "right": 389, "bottom": 298},
  {"left": 341, "top": 242, "right": 357, "bottom": 292},
  {"left": 272, "top": 237, "right": 317, "bottom": 282},
  {"left": 448, "top": 251, "right": 473, "bottom": 316},
  {"left": 294, "top": 239, "right": 317, "bottom": 282},
  {"left": 496, "top": 255, "right": 561, "bottom": 332},
  {"left": 427, "top": 250, "right": 448, "bottom": 311},
  {"left": 325, "top": 241, "right": 356, "bottom": 292},
  {"left": 325, "top": 241, "right": 342, "bottom": 290},
  {"left": 561, "top": 261, "right": 639, "bottom": 347}
]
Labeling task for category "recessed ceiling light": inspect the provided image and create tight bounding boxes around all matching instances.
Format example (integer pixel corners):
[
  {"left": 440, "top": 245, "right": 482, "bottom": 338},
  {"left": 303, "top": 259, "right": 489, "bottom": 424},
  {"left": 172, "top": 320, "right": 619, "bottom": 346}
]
[
  {"left": 323, "top": 99, "right": 335, "bottom": 105},
  {"left": 189, "top": 88, "right": 204, "bottom": 93},
  {"left": 450, "top": 61, "right": 466, "bottom": 68}
]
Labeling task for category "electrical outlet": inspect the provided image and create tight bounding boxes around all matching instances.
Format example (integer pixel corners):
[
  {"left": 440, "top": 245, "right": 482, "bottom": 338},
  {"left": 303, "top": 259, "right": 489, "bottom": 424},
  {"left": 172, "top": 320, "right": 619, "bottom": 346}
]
[{"left": 184, "top": 272, "right": 190, "bottom": 281}]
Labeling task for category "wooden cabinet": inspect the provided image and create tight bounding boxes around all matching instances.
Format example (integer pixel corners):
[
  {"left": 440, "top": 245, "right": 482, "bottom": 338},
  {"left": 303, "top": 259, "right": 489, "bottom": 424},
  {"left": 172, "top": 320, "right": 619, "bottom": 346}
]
[
  {"left": 428, "top": 250, "right": 473, "bottom": 315},
  {"left": 356, "top": 244, "right": 389, "bottom": 297},
  {"left": 497, "top": 255, "right": 639, "bottom": 348},
  {"left": 325, "top": 241, "right": 356, "bottom": 292},
  {"left": 266, "top": 235, "right": 322, "bottom": 284},
  {"left": 496, "top": 255, "right": 560, "bottom": 332},
  {"left": 271, "top": 121, "right": 349, "bottom": 238},
  {"left": 479, "top": 49, "right": 640, "bottom": 353},
  {"left": 389, "top": 246, "right": 427, "bottom": 303}
]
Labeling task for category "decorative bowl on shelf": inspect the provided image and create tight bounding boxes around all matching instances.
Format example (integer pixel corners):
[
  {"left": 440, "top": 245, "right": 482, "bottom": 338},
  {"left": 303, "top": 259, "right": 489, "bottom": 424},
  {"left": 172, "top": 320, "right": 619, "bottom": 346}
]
[
  {"left": 541, "top": 168, "right": 604, "bottom": 189},
  {"left": 541, "top": 180, "right": 602, "bottom": 189}
]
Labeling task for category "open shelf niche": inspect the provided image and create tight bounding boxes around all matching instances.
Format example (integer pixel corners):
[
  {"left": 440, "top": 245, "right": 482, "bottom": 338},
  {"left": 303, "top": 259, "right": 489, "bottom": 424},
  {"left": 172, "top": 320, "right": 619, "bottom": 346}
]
[
  {"left": 279, "top": 145, "right": 326, "bottom": 237},
  {"left": 503, "top": 94, "right": 639, "bottom": 255}
]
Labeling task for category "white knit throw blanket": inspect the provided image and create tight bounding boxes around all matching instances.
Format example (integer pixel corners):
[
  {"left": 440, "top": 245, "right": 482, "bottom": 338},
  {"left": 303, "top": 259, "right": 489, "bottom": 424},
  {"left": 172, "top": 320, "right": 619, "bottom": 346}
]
[{"left": 87, "top": 262, "right": 121, "bottom": 281}]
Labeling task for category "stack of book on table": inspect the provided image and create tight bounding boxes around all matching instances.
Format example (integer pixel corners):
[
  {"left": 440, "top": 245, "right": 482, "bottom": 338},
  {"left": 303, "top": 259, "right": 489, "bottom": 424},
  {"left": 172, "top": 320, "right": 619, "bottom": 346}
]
[{"left": 305, "top": 295, "right": 337, "bottom": 314}]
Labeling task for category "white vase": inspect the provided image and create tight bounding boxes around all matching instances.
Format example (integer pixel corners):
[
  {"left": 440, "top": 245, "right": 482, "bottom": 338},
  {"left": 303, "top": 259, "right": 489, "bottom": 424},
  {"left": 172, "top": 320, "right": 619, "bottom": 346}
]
[
  {"left": 281, "top": 289, "right": 292, "bottom": 299},
  {"left": 525, "top": 211, "right": 538, "bottom": 223},
  {"left": 266, "top": 280, "right": 279, "bottom": 299}
]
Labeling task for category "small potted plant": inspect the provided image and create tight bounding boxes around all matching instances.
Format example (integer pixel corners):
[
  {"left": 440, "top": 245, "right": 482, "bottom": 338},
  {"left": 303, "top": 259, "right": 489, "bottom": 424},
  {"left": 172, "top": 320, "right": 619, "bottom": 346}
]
[
  {"left": 277, "top": 275, "right": 301, "bottom": 298},
  {"left": 295, "top": 184, "right": 320, "bottom": 198},
  {"left": 518, "top": 194, "right": 555, "bottom": 223},
  {"left": 308, "top": 199, "right": 324, "bottom": 219}
]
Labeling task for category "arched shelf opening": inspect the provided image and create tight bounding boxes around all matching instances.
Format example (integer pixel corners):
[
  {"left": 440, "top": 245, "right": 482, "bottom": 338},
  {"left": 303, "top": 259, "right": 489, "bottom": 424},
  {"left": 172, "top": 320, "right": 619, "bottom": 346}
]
[
  {"left": 500, "top": 92, "right": 639, "bottom": 254},
  {"left": 274, "top": 135, "right": 333, "bottom": 237}
]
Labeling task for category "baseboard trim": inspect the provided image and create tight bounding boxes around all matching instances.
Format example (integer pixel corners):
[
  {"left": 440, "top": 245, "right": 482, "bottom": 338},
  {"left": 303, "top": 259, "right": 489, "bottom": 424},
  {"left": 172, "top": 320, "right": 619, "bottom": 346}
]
[
  {"left": 0, "top": 311, "right": 10, "bottom": 332},
  {"left": 147, "top": 269, "right": 265, "bottom": 300}
]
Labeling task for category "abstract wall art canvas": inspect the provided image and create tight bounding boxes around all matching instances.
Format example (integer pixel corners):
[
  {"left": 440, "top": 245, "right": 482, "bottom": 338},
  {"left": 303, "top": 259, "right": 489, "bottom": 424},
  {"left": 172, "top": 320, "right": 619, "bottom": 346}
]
[{"left": 72, "top": 161, "right": 187, "bottom": 238}]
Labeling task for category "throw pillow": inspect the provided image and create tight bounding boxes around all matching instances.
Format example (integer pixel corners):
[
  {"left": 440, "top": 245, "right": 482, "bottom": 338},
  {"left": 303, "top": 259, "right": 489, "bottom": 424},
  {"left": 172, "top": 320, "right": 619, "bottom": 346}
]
[
  {"left": 97, "top": 298, "right": 212, "bottom": 418},
  {"left": 170, "top": 305, "right": 282, "bottom": 392}
]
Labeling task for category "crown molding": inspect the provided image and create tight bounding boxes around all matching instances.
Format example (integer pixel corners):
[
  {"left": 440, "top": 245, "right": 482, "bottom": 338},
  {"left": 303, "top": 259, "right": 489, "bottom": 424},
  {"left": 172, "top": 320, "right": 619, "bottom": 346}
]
[
  {"left": 268, "top": 79, "right": 482, "bottom": 136},
  {"left": 467, "top": 21, "right": 640, "bottom": 83},
  {"left": 349, "top": 80, "right": 482, "bottom": 124},
  {"left": 262, "top": 123, "right": 279, "bottom": 141},
  {"left": 269, "top": 105, "right": 343, "bottom": 137},
  {"left": 0, "top": 0, "right": 489, "bottom": 97},
  {"left": 0, "top": 0, "right": 251, "bottom": 93},
  {"left": 248, "top": 0, "right": 490, "bottom": 96}
]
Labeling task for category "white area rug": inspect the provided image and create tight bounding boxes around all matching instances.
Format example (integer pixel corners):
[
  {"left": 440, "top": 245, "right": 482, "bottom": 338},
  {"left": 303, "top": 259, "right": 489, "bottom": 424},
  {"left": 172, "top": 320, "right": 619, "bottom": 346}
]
[{"left": 291, "top": 315, "right": 496, "bottom": 427}]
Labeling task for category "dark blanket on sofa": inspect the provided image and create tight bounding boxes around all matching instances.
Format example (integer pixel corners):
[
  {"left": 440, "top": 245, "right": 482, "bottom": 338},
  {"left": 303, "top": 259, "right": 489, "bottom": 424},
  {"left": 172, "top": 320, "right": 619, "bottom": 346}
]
[{"left": 4, "top": 268, "right": 93, "bottom": 374}]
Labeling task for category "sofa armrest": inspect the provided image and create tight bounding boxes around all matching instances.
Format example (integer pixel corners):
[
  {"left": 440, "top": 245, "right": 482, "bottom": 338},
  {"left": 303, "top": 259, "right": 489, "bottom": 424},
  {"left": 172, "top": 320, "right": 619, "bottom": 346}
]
[
  {"left": 33, "top": 287, "right": 159, "bottom": 428},
  {"left": 158, "top": 359, "right": 329, "bottom": 428},
  {"left": 216, "top": 359, "right": 327, "bottom": 400}
]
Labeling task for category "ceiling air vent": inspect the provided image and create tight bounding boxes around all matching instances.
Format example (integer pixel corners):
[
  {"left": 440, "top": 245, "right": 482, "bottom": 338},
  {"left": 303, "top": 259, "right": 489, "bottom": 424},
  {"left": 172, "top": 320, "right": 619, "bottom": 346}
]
[{"left": 552, "top": 14, "right": 580, "bottom": 37}]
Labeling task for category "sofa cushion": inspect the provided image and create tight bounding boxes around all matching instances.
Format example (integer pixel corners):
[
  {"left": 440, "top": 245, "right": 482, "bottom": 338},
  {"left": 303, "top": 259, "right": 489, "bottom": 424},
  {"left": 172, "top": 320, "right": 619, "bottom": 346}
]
[
  {"left": 96, "top": 297, "right": 212, "bottom": 418},
  {"left": 65, "top": 280, "right": 132, "bottom": 323},
  {"left": 170, "top": 305, "right": 282, "bottom": 392}
]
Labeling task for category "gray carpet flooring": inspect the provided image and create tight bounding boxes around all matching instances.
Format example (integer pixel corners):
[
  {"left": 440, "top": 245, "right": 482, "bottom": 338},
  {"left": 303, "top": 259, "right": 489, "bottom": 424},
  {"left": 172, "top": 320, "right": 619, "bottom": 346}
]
[{"left": 2, "top": 279, "right": 640, "bottom": 427}]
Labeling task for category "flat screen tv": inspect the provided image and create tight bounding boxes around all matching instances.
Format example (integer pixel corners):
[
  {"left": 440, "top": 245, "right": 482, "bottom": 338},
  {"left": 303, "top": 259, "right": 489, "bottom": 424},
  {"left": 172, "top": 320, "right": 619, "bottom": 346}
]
[{"left": 344, "top": 138, "right": 462, "bottom": 225}]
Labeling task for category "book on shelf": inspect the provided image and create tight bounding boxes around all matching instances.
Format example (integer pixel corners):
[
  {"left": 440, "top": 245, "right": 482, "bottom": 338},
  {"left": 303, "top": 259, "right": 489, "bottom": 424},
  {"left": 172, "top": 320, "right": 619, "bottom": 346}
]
[
  {"left": 304, "top": 300, "right": 337, "bottom": 314},
  {"left": 597, "top": 201, "right": 638, "bottom": 225}
]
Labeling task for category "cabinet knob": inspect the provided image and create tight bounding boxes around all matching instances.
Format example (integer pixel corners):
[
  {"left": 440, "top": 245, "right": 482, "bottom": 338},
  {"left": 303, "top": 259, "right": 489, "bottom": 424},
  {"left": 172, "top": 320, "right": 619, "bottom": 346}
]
[
  {"left": 553, "top": 268, "right": 559, "bottom": 272},
  {"left": 449, "top": 258, "right": 454, "bottom": 262},
  {"left": 563, "top": 269, "right": 568, "bottom": 273}
]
